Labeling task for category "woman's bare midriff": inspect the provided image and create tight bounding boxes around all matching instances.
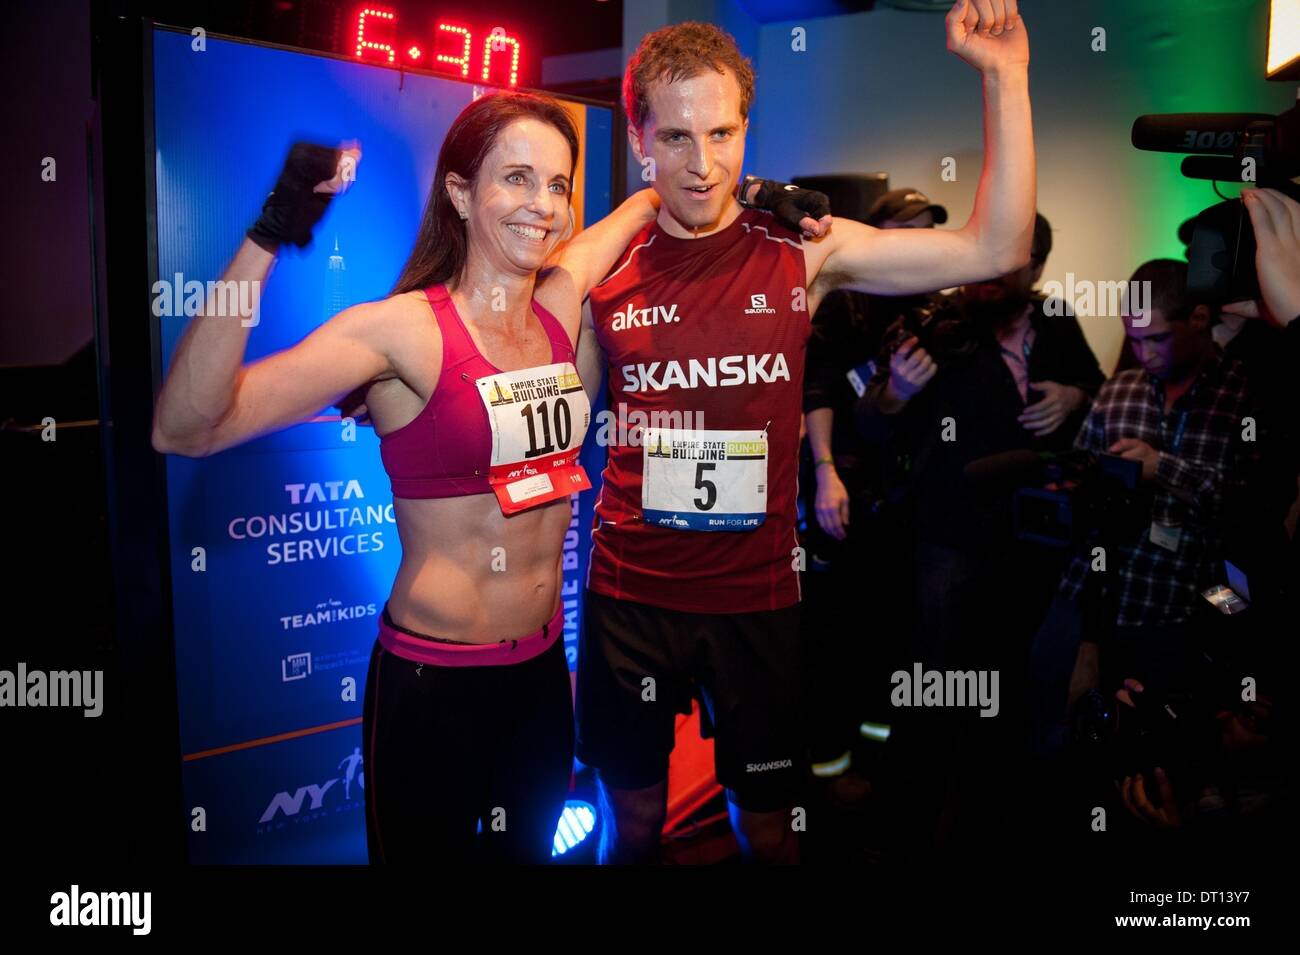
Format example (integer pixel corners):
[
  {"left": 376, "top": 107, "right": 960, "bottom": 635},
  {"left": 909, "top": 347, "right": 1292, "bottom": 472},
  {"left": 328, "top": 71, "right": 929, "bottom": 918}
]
[{"left": 384, "top": 492, "right": 572, "bottom": 644}]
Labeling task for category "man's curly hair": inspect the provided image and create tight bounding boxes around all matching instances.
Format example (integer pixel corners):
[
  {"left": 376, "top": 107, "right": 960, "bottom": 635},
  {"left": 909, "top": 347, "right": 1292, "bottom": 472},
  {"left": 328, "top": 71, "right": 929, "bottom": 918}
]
[{"left": 623, "top": 21, "right": 756, "bottom": 130}]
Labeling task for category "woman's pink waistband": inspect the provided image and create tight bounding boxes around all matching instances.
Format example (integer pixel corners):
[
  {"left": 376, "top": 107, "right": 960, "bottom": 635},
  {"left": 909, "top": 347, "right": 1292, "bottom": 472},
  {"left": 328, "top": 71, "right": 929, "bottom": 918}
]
[{"left": 377, "top": 604, "right": 564, "bottom": 667}]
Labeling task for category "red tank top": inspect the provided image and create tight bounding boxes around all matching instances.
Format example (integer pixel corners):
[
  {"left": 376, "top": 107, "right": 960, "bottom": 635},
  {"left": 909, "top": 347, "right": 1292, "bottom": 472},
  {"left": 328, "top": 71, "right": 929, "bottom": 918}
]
[
  {"left": 586, "top": 209, "right": 810, "bottom": 613},
  {"left": 379, "top": 283, "right": 585, "bottom": 505}
]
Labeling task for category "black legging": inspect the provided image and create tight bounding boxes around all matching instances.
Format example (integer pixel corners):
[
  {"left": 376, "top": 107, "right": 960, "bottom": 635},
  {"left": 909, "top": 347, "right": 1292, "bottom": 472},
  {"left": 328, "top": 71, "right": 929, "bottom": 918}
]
[{"left": 361, "top": 633, "right": 574, "bottom": 864}]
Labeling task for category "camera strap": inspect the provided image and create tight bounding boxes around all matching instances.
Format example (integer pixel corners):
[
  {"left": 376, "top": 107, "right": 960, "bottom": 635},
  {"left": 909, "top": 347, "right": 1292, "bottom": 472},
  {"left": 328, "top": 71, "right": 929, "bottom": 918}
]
[
  {"left": 1149, "top": 409, "right": 1191, "bottom": 553},
  {"left": 1166, "top": 410, "right": 1190, "bottom": 455}
]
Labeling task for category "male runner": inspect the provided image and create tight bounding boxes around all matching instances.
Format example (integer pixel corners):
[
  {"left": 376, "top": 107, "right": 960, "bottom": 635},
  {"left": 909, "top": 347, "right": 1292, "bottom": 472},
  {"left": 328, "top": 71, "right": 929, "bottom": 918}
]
[{"left": 575, "top": 0, "right": 1034, "bottom": 863}]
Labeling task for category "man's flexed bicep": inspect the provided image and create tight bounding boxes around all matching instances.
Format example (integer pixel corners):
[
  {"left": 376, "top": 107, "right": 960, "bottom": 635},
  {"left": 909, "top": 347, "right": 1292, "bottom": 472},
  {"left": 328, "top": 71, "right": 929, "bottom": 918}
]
[{"left": 810, "top": 217, "right": 1024, "bottom": 298}]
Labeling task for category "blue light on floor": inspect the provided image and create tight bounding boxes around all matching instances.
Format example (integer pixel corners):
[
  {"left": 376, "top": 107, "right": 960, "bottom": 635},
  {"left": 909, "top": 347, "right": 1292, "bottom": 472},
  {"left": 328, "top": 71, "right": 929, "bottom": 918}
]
[{"left": 552, "top": 800, "right": 596, "bottom": 857}]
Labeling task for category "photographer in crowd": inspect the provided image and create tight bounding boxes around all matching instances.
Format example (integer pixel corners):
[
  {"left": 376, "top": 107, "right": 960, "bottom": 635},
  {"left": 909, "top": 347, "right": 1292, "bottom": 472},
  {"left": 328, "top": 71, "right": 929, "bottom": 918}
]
[
  {"left": 1113, "top": 678, "right": 1279, "bottom": 846},
  {"left": 1016, "top": 186, "right": 1296, "bottom": 879},
  {"left": 1231, "top": 187, "right": 1300, "bottom": 346},
  {"left": 1029, "top": 259, "right": 1269, "bottom": 760},
  {"left": 854, "top": 212, "right": 1104, "bottom": 860},
  {"left": 800, "top": 187, "right": 948, "bottom": 804},
  {"left": 1228, "top": 187, "right": 1300, "bottom": 548}
]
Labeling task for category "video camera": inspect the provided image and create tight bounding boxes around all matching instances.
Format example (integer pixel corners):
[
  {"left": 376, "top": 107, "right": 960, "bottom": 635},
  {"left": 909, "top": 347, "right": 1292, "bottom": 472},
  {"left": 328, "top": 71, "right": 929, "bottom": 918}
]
[
  {"left": 1071, "top": 682, "right": 1220, "bottom": 792},
  {"left": 963, "top": 448, "right": 1145, "bottom": 549},
  {"left": 1131, "top": 102, "right": 1300, "bottom": 306},
  {"left": 1069, "top": 593, "right": 1276, "bottom": 789}
]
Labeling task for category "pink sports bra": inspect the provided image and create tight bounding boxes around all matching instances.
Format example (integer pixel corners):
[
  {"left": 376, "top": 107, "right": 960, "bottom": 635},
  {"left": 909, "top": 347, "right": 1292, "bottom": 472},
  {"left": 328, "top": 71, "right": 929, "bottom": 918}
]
[{"left": 378, "top": 283, "right": 578, "bottom": 499}]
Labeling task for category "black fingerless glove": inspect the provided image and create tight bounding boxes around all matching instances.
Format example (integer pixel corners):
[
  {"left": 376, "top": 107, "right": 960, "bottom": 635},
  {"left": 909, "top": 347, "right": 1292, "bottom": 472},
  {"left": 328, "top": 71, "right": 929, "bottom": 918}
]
[
  {"left": 246, "top": 142, "right": 341, "bottom": 253},
  {"left": 738, "top": 175, "right": 831, "bottom": 233}
]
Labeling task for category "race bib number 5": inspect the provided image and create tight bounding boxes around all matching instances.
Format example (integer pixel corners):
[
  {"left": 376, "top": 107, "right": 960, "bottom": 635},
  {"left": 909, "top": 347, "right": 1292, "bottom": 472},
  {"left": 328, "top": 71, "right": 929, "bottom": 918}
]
[
  {"left": 476, "top": 362, "right": 591, "bottom": 515},
  {"left": 641, "top": 427, "right": 767, "bottom": 531}
]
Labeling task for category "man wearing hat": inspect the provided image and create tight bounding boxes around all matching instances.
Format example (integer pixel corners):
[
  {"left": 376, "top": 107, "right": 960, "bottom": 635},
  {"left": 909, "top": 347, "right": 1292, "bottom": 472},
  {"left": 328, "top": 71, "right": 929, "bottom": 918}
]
[{"left": 868, "top": 188, "right": 950, "bottom": 231}]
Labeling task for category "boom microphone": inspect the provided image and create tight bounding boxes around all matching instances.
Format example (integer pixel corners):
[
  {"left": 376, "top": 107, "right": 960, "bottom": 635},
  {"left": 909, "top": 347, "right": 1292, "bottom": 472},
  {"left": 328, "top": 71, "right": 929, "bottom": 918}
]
[{"left": 1130, "top": 113, "right": 1275, "bottom": 154}]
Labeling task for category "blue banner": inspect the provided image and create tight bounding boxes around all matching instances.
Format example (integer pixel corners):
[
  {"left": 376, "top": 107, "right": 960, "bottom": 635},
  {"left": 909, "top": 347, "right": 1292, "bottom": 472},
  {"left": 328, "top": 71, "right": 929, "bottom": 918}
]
[{"left": 153, "top": 29, "right": 611, "bottom": 863}]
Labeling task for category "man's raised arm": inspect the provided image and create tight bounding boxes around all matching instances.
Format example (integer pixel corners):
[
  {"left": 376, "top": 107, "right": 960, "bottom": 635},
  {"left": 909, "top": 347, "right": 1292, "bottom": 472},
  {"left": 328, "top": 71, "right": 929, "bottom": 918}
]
[{"left": 812, "top": 0, "right": 1035, "bottom": 298}]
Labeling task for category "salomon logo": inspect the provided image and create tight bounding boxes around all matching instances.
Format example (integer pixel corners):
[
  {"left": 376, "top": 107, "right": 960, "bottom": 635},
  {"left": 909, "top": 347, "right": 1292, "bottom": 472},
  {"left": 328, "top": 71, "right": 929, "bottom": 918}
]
[{"left": 744, "top": 292, "right": 776, "bottom": 316}]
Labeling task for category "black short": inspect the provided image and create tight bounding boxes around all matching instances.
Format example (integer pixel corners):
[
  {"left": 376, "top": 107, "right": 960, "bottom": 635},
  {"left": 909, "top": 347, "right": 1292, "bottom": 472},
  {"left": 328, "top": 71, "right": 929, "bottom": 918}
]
[
  {"left": 575, "top": 588, "right": 806, "bottom": 812},
  {"left": 361, "top": 633, "right": 573, "bottom": 865}
]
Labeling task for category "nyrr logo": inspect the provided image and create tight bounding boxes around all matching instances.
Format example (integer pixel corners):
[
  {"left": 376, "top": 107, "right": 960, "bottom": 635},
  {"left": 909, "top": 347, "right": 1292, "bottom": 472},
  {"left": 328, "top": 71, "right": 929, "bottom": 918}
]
[
  {"left": 259, "top": 747, "right": 365, "bottom": 827},
  {"left": 610, "top": 300, "right": 681, "bottom": 332},
  {"left": 744, "top": 292, "right": 776, "bottom": 316}
]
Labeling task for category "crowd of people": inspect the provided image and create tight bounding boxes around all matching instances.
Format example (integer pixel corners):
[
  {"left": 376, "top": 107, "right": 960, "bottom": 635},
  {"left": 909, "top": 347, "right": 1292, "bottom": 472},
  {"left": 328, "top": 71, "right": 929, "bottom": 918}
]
[{"left": 798, "top": 184, "right": 1296, "bottom": 867}]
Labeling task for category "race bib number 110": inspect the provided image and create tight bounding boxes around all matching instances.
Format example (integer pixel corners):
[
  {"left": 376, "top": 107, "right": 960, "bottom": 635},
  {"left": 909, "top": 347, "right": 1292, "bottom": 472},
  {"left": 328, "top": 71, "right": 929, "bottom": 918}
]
[
  {"left": 641, "top": 427, "right": 767, "bottom": 531},
  {"left": 477, "top": 362, "right": 591, "bottom": 515}
]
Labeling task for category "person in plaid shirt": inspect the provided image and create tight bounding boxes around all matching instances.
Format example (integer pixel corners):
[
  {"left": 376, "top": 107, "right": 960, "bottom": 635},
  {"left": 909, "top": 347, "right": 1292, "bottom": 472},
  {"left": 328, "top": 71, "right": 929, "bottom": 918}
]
[
  {"left": 1030, "top": 258, "right": 1265, "bottom": 754},
  {"left": 1057, "top": 262, "right": 1263, "bottom": 627}
]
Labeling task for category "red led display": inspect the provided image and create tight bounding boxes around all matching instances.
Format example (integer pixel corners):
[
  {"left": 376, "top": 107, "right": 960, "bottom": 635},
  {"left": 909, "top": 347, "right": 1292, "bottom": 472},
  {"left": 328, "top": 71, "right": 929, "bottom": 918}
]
[
  {"left": 354, "top": 8, "right": 396, "bottom": 65},
  {"left": 352, "top": 7, "right": 523, "bottom": 87},
  {"left": 436, "top": 23, "right": 472, "bottom": 79},
  {"left": 482, "top": 30, "right": 520, "bottom": 87}
]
